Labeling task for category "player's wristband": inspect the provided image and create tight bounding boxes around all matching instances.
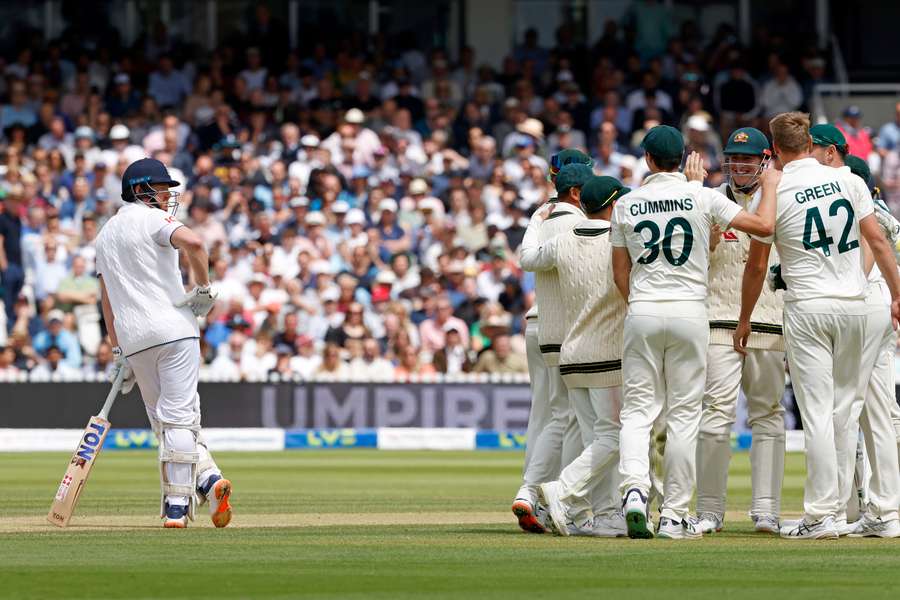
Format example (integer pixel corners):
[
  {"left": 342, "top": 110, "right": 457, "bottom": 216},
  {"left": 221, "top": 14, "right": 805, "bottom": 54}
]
[{"left": 112, "top": 346, "right": 123, "bottom": 359}]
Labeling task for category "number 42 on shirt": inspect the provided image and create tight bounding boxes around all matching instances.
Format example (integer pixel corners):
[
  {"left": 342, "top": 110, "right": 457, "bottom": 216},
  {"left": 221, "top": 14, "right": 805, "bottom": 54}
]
[{"left": 802, "top": 198, "right": 859, "bottom": 257}]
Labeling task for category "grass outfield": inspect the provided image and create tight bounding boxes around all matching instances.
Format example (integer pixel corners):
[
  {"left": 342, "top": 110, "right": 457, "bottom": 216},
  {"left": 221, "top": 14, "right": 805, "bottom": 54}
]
[{"left": 2, "top": 451, "right": 900, "bottom": 599}]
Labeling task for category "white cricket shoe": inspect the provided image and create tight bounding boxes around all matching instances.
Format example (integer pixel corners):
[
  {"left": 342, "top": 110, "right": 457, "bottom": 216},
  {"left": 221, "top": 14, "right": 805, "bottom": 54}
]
[
  {"left": 538, "top": 481, "right": 570, "bottom": 536},
  {"left": 511, "top": 495, "right": 547, "bottom": 534},
  {"left": 622, "top": 488, "right": 653, "bottom": 539},
  {"left": 657, "top": 516, "right": 703, "bottom": 540},
  {"left": 591, "top": 512, "right": 627, "bottom": 537},
  {"left": 563, "top": 518, "right": 594, "bottom": 537},
  {"left": 752, "top": 514, "right": 780, "bottom": 534},
  {"left": 697, "top": 512, "right": 724, "bottom": 534},
  {"left": 779, "top": 516, "right": 838, "bottom": 540},
  {"left": 834, "top": 518, "right": 859, "bottom": 537},
  {"left": 849, "top": 516, "right": 900, "bottom": 538}
]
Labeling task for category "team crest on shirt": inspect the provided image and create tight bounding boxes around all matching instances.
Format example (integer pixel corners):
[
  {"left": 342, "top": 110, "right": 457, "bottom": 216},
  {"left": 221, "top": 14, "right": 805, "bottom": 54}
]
[
  {"left": 733, "top": 132, "right": 749, "bottom": 143},
  {"left": 722, "top": 230, "right": 739, "bottom": 242}
]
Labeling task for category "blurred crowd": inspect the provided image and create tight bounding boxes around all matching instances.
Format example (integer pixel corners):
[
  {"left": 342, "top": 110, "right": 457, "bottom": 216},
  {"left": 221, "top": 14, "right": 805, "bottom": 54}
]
[{"left": 1, "top": 3, "right": 899, "bottom": 381}]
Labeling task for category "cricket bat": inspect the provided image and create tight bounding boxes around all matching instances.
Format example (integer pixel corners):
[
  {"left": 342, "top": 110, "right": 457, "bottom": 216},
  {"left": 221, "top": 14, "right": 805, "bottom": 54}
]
[{"left": 47, "top": 369, "right": 125, "bottom": 527}]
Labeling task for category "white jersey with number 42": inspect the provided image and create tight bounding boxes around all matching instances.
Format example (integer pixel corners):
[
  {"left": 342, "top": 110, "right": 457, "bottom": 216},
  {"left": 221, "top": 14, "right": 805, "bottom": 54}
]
[
  {"left": 755, "top": 157, "right": 873, "bottom": 302},
  {"left": 611, "top": 171, "right": 742, "bottom": 303}
]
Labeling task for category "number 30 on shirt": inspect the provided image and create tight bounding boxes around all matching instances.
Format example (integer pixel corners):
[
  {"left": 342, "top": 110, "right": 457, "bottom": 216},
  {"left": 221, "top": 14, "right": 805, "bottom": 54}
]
[
  {"left": 634, "top": 218, "right": 694, "bottom": 266},
  {"left": 802, "top": 198, "right": 859, "bottom": 257}
]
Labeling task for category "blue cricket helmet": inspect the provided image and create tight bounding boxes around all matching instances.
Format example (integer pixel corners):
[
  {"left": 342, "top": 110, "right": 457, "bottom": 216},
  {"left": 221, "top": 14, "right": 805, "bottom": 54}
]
[{"left": 121, "top": 158, "right": 180, "bottom": 203}]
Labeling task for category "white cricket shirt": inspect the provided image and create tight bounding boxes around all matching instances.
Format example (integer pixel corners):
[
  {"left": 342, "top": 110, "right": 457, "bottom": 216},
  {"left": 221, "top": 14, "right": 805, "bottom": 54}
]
[
  {"left": 96, "top": 202, "right": 199, "bottom": 356},
  {"left": 611, "top": 171, "right": 742, "bottom": 303},
  {"left": 755, "top": 158, "right": 873, "bottom": 302}
]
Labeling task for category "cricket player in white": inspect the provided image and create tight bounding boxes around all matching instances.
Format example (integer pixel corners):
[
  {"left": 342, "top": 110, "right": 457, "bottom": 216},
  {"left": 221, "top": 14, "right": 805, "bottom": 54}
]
[
  {"left": 805, "top": 130, "right": 900, "bottom": 537},
  {"left": 611, "top": 125, "right": 776, "bottom": 540},
  {"left": 843, "top": 155, "right": 900, "bottom": 480},
  {"left": 519, "top": 175, "right": 630, "bottom": 537},
  {"left": 736, "top": 112, "right": 900, "bottom": 540},
  {"left": 98, "top": 158, "right": 232, "bottom": 529},
  {"left": 513, "top": 150, "right": 590, "bottom": 533},
  {"left": 696, "top": 127, "right": 786, "bottom": 535}
]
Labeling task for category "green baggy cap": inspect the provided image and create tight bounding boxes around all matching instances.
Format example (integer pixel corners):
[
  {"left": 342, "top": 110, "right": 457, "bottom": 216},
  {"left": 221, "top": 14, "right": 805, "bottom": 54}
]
[
  {"left": 845, "top": 154, "right": 871, "bottom": 185},
  {"left": 640, "top": 125, "right": 684, "bottom": 159},
  {"left": 810, "top": 123, "right": 848, "bottom": 153},
  {"left": 723, "top": 127, "right": 771, "bottom": 156},
  {"left": 580, "top": 175, "right": 630, "bottom": 213},
  {"left": 554, "top": 163, "right": 594, "bottom": 194}
]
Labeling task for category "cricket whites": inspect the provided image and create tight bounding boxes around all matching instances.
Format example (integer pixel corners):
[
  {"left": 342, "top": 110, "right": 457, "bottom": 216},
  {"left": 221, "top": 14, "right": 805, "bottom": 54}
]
[{"left": 47, "top": 369, "right": 125, "bottom": 527}]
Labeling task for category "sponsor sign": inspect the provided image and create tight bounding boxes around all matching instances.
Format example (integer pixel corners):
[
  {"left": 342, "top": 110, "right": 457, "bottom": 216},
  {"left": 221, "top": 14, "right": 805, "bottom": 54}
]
[{"left": 284, "top": 428, "right": 377, "bottom": 449}]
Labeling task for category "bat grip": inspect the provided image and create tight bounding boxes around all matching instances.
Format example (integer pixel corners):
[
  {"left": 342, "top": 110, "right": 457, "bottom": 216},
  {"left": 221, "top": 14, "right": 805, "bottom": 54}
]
[{"left": 98, "top": 368, "right": 126, "bottom": 421}]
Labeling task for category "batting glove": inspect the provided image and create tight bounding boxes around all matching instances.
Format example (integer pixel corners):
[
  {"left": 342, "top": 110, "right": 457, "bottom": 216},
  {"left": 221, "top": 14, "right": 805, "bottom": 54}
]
[
  {"left": 767, "top": 264, "right": 787, "bottom": 292},
  {"left": 175, "top": 285, "right": 218, "bottom": 317},
  {"left": 110, "top": 346, "right": 136, "bottom": 394}
]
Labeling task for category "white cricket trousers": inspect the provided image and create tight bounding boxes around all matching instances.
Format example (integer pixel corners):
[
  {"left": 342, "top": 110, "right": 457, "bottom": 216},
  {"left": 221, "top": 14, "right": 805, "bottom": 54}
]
[
  {"left": 697, "top": 345, "right": 785, "bottom": 518},
  {"left": 782, "top": 299, "right": 868, "bottom": 521},
  {"left": 129, "top": 337, "right": 219, "bottom": 506},
  {"left": 559, "top": 386, "right": 622, "bottom": 523},
  {"left": 839, "top": 283, "right": 900, "bottom": 522},
  {"left": 522, "top": 319, "right": 581, "bottom": 491},
  {"left": 619, "top": 301, "right": 708, "bottom": 522}
]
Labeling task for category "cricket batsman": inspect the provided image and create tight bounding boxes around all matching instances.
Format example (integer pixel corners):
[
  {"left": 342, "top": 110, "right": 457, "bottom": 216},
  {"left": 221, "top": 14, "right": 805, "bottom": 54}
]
[
  {"left": 512, "top": 150, "right": 590, "bottom": 533},
  {"left": 696, "top": 128, "right": 786, "bottom": 535},
  {"left": 736, "top": 112, "right": 900, "bottom": 539},
  {"left": 611, "top": 125, "right": 776, "bottom": 539},
  {"left": 97, "top": 157, "right": 232, "bottom": 529}
]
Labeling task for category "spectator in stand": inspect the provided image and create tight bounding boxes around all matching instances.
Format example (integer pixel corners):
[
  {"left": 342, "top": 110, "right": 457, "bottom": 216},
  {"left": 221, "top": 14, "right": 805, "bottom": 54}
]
[
  {"left": 837, "top": 105, "right": 874, "bottom": 160},
  {"left": 31, "top": 310, "right": 81, "bottom": 370},
  {"left": 349, "top": 337, "right": 394, "bottom": 380},
  {"left": 56, "top": 256, "right": 99, "bottom": 313},
  {"left": 29, "top": 344, "right": 80, "bottom": 380},
  {"left": 759, "top": 61, "right": 803, "bottom": 119},
  {"left": 419, "top": 295, "right": 469, "bottom": 353},
  {"left": 106, "top": 73, "right": 142, "bottom": 118},
  {"left": 325, "top": 302, "right": 370, "bottom": 347},
  {"left": 0, "top": 344, "right": 19, "bottom": 378},
  {"left": 147, "top": 55, "right": 190, "bottom": 109},
  {"left": 877, "top": 102, "right": 900, "bottom": 157},
  {"left": 880, "top": 147, "right": 900, "bottom": 210},
  {"left": 472, "top": 334, "right": 528, "bottom": 374},
  {"left": 1, "top": 80, "right": 37, "bottom": 131},
  {"left": 476, "top": 250, "right": 512, "bottom": 302},
  {"left": 85, "top": 341, "right": 115, "bottom": 378},
  {"left": 394, "top": 345, "right": 437, "bottom": 379},
  {"left": 713, "top": 58, "right": 760, "bottom": 134},
  {"left": 33, "top": 239, "right": 68, "bottom": 301},
  {"left": 0, "top": 187, "right": 25, "bottom": 331},
  {"left": 431, "top": 324, "right": 474, "bottom": 374},
  {"left": 316, "top": 342, "right": 351, "bottom": 379}
]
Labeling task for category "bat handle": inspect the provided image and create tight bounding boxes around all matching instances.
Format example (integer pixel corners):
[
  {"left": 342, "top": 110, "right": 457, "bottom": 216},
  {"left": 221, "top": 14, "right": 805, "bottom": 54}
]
[{"left": 98, "top": 368, "right": 126, "bottom": 421}]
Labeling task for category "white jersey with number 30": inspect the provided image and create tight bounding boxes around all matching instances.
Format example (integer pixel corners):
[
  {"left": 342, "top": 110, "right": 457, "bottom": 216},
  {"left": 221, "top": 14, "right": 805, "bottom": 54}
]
[
  {"left": 611, "top": 171, "right": 742, "bottom": 303},
  {"left": 755, "top": 158, "right": 873, "bottom": 302}
]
